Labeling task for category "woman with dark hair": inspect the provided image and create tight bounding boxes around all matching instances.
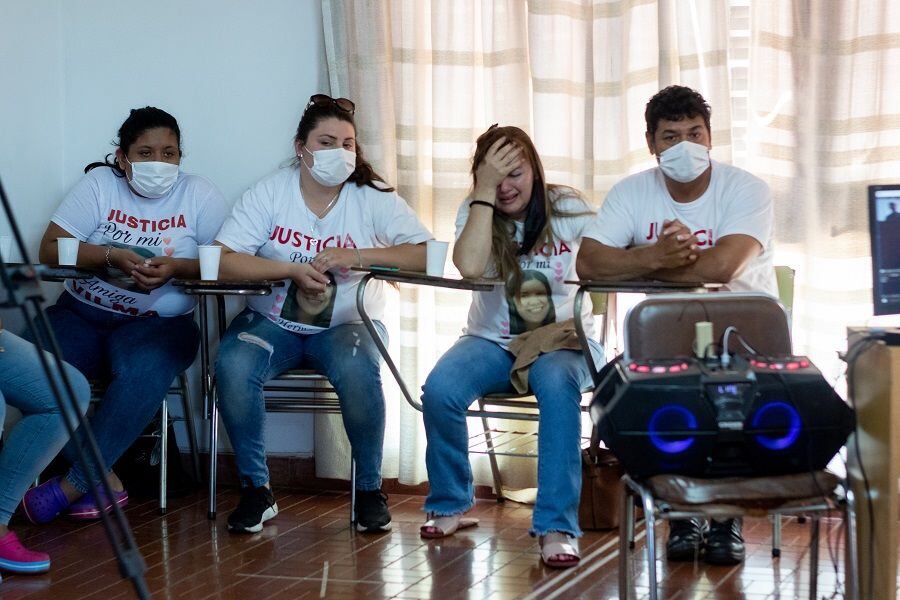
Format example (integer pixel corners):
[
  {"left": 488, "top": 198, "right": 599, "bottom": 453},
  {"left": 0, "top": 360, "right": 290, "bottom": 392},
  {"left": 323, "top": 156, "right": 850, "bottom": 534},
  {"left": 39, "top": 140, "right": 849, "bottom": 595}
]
[
  {"left": 212, "top": 94, "right": 431, "bottom": 534},
  {"left": 508, "top": 269, "right": 556, "bottom": 333},
  {"left": 23, "top": 106, "right": 228, "bottom": 523},
  {"left": 420, "top": 125, "right": 602, "bottom": 568}
]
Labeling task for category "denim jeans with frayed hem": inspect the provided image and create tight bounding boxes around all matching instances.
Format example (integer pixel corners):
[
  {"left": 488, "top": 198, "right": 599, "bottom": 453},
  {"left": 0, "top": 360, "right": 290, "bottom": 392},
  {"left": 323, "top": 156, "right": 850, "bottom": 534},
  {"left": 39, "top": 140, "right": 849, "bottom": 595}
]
[
  {"left": 215, "top": 308, "right": 388, "bottom": 491},
  {"left": 25, "top": 291, "right": 200, "bottom": 493},
  {"left": 422, "top": 334, "right": 602, "bottom": 538},
  {"left": 0, "top": 331, "right": 91, "bottom": 523}
]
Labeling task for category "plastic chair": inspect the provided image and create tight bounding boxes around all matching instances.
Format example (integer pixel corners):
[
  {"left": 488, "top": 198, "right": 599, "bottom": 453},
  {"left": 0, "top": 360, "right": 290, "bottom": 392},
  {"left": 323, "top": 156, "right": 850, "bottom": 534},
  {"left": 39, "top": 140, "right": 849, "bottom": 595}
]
[{"left": 775, "top": 265, "right": 796, "bottom": 315}]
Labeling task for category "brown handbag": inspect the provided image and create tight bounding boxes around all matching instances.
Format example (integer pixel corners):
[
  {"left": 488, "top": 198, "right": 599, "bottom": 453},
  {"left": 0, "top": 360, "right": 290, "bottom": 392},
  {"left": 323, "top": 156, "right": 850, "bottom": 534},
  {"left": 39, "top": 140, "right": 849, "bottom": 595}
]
[{"left": 578, "top": 434, "right": 626, "bottom": 530}]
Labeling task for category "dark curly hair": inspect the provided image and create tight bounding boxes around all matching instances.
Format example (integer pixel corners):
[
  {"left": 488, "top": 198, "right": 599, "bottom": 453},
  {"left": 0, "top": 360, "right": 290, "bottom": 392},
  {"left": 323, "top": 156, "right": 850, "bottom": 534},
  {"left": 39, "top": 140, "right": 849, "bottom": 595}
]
[
  {"left": 644, "top": 85, "right": 711, "bottom": 136},
  {"left": 85, "top": 106, "right": 181, "bottom": 176}
]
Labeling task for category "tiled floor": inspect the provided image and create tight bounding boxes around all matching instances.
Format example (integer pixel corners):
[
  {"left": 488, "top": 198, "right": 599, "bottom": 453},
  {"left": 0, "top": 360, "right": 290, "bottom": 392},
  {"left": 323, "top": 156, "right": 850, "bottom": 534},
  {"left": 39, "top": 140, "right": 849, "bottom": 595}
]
[{"left": 0, "top": 488, "right": 873, "bottom": 599}]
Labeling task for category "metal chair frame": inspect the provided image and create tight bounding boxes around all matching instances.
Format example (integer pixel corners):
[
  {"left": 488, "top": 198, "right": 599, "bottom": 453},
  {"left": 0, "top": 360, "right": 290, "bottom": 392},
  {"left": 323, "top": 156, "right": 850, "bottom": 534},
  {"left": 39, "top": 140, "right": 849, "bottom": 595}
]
[
  {"left": 614, "top": 291, "right": 858, "bottom": 599},
  {"left": 618, "top": 474, "right": 858, "bottom": 600},
  {"left": 201, "top": 293, "right": 357, "bottom": 526},
  {"left": 88, "top": 372, "right": 200, "bottom": 515},
  {"left": 475, "top": 292, "right": 609, "bottom": 499}
]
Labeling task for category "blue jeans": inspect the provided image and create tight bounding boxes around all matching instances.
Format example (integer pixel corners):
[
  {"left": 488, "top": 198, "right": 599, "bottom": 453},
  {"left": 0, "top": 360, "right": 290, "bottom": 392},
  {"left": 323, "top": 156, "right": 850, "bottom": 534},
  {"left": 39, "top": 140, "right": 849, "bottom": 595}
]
[
  {"left": 24, "top": 292, "right": 199, "bottom": 493},
  {"left": 0, "top": 331, "right": 91, "bottom": 523},
  {"left": 215, "top": 308, "right": 389, "bottom": 490},
  {"left": 422, "top": 335, "right": 601, "bottom": 537}
]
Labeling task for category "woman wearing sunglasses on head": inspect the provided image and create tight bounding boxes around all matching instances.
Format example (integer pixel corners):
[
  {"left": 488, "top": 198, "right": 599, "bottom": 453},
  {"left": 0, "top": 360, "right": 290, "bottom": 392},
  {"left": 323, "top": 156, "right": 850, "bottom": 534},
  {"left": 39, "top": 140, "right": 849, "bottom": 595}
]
[
  {"left": 212, "top": 94, "right": 431, "bottom": 534},
  {"left": 419, "top": 125, "right": 603, "bottom": 568}
]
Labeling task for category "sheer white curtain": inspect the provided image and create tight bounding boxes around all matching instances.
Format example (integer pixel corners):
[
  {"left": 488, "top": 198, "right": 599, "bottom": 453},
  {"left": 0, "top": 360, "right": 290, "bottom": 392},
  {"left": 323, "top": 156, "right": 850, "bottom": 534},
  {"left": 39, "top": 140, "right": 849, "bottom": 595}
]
[
  {"left": 745, "top": 0, "right": 900, "bottom": 380},
  {"left": 317, "top": 0, "right": 736, "bottom": 487},
  {"left": 318, "top": 0, "right": 534, "bottom": 486},
  {"left": 528, "top": 0, "right": 733, "bottom": 200}
]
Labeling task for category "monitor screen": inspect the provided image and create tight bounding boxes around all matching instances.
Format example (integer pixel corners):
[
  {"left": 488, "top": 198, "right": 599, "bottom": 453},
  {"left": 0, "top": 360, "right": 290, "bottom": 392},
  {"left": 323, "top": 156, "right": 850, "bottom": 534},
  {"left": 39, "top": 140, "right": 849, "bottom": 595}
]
[{"left": 869, "top": 184, "right": 900, "bottom": 315}]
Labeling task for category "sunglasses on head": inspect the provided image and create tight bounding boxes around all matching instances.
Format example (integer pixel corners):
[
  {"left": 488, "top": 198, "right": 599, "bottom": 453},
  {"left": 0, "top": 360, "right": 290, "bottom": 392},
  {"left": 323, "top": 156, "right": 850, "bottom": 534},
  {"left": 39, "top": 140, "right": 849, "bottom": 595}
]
[{"left": 306, "top": 94, "right": 356, "bottom": 115}]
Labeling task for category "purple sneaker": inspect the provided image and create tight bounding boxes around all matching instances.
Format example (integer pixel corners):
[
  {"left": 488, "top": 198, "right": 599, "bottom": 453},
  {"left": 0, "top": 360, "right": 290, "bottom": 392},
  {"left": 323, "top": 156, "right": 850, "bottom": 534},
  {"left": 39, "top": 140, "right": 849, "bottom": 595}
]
[
  {"left": 66, "top": 488, "right": 129, "bottom": 520},
  {"left": 22, "top": 477, "right": 70, "bottom": 525}
]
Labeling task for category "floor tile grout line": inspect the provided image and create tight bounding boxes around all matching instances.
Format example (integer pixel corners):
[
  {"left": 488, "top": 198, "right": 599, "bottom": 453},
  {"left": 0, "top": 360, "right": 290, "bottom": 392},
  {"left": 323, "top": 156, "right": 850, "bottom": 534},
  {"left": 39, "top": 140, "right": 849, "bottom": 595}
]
[
  {"left": 194, "top": 496, "right": 421, "bottom": 598},
  {"left": 145, "top": 492, "right": 374, "bottom": 599},
  {"left": 235, "top": 572, "right": 384, "bottom": 585}
]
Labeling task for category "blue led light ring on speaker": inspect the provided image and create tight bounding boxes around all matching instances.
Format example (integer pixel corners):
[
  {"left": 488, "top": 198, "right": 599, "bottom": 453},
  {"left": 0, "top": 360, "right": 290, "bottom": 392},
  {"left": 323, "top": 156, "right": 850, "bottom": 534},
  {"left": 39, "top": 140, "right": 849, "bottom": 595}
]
[
  {"left": 648, "top": 405, "right": 698, "bottom": 454},
  {"left": 751, "top": 401, "right": 801, "bottom": 450}
]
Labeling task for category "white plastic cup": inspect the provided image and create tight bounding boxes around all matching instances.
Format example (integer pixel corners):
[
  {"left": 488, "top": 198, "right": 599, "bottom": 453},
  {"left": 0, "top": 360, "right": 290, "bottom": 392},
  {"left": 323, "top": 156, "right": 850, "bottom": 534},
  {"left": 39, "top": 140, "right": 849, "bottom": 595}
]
[
  {"left": 426, "top": 240, "right": 449, "bottom": 277},
  {"left": 198, "top": 245, "right": 222, "bottom": 281},
  {"left": 57, "top": 237, "right": 79, "bottom": 266},
  {"left": 0, "top": 235, "right": 11, "bottom": 260},
  {"left": 693, "top": 321, "right": 714, "bottom": 359}
]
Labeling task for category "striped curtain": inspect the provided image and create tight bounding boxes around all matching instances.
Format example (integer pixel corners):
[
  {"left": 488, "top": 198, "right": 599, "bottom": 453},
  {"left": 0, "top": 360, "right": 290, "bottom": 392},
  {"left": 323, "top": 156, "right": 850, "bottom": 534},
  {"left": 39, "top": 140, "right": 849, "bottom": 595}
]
[
  {"left": 317, "top": 0, "right": 535, "bottom": 486},
  {"left": 746, "top": 0, "right": 900, "bottom": 379},
  {"left": 528, "top": 0, "right": 734, "bottom": 198},
  {"left": 317, "top": 0, "right": 735, "bottom": 487}
]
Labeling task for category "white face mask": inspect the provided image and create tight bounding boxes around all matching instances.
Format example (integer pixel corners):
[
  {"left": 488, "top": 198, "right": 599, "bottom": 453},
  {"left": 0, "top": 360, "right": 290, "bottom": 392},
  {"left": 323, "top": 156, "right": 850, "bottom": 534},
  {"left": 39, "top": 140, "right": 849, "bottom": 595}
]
[
  {"left": 302, "top": 146, "right": 356, "bottom": 187},
  {"left": 658, "top": 140, "right": 710, "bottom": 183},
  {"left": 126, "top": 158, "right": 179, "bottom": 198}
]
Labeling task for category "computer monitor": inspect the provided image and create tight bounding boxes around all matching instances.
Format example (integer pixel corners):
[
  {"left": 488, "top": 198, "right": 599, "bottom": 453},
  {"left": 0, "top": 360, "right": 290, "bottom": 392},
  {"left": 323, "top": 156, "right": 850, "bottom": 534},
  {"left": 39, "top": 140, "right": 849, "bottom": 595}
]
[{"left": 868, "top": 184, "right": 900, "bottom": 315}]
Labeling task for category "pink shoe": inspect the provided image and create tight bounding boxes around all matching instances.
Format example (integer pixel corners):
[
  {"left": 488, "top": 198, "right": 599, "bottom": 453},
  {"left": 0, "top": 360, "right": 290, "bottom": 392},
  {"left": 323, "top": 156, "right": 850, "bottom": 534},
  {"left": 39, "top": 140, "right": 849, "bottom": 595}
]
[
  {"left": 0, "top": 531, "right": 51, "bottom": 574},
  {"left": 66, "top": 488, "right": 129, "bottom": 520}
]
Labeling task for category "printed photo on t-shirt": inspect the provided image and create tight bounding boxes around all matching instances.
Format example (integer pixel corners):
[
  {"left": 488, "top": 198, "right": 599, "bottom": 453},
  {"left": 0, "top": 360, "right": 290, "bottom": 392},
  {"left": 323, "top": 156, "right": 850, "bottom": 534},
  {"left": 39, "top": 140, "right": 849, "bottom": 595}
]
[
  {"left": 100, "top": 242, "right": 157, "bottom": 294},
  {"left": 507, "top": 270, "right": 556, "bottom": 335},
  {"left": 280, "top": 271, "right": 337, "bottom": 328}
]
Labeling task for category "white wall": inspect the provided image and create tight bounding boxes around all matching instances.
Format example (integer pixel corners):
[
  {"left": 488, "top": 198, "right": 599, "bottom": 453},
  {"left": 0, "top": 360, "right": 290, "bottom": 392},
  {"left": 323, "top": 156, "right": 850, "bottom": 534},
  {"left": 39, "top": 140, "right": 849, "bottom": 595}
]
[
  {"left": 0, "top": 0, "right": 330, "bottom": 455},
  {"left": 0, "top": 1, "right": 66, "bottom": 261}
]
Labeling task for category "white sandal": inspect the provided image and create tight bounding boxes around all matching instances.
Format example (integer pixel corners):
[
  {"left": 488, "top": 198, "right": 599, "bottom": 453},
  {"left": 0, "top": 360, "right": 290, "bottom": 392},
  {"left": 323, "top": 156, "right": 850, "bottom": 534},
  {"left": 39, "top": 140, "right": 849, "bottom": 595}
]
[
  {"left": 540, "top": 532, "right": 580, "bottom": 568},
  {"left": 420, "top": 514, "right": 479, "bottom": 539}
]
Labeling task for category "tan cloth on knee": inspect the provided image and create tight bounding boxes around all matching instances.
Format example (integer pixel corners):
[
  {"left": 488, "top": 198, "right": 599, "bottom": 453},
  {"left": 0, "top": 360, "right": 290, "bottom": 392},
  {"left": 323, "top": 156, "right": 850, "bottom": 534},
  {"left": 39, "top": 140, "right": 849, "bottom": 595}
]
[{"left": 507, "top": 319, "right": 581, "bottom": 393}]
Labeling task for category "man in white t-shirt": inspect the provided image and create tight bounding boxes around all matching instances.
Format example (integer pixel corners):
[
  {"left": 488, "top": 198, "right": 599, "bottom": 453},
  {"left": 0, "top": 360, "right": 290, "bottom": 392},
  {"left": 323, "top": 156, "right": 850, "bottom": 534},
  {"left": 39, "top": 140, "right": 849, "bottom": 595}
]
[
  {"left": 577, "top": 86, "right": 776, "bottom": 297},
  {"left": 577, "top": 85, "right": 777, "bottom": 566}
]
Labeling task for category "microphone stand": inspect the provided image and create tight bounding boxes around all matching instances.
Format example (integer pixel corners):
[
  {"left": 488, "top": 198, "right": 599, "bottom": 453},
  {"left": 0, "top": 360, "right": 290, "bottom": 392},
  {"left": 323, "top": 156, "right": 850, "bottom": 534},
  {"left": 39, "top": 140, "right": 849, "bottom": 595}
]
[{"left": 0, "top": 175, "right": 150, "bottom": 599}]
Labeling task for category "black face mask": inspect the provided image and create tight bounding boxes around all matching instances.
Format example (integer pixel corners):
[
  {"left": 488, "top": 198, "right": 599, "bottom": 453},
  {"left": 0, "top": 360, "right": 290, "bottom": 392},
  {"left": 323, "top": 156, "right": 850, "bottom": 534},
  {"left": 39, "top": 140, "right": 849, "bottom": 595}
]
[{"left": 518, "top": 189, "right": 547, "bottom": 256}]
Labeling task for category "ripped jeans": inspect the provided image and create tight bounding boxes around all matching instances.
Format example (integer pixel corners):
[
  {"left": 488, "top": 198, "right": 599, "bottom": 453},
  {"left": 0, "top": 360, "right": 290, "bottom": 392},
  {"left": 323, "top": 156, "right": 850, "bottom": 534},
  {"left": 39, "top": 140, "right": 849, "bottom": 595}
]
[{"left": 215, "top": 308, "right": 388, "bottom": 490}]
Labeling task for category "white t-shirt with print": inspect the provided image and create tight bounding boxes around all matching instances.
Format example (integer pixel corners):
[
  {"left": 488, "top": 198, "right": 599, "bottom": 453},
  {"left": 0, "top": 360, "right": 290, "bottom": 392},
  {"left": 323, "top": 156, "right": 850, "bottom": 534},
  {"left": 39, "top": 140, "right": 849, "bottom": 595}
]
[
  {"left": 52, "top": 166, "right": 229, "bottom": 317},
  {"left": 215, "top": 167, "right": 433, "bottom": 334},
  {"left": 457, "top": 192, "right": 597, "bottom": 348},
  {"left": 582, "top": 161, "right": 777, "bottom": 296}
]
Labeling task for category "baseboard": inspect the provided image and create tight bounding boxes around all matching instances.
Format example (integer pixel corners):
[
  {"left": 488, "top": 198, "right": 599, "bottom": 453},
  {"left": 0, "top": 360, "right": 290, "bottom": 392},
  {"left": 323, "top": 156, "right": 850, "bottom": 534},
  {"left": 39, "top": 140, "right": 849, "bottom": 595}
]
[{"left": 193, "top": 452, "right": 498, "bottom": 499}]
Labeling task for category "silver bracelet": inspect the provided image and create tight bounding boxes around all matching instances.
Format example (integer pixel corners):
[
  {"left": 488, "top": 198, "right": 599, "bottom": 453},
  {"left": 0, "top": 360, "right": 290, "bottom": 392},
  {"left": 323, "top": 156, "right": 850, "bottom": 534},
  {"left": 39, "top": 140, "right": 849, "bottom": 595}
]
[
  {"left": 355, "top": 247, "right": 363, "bottom": 268},
  {"left": 105, "top": 245, "right": 114, "bottom": 269}
]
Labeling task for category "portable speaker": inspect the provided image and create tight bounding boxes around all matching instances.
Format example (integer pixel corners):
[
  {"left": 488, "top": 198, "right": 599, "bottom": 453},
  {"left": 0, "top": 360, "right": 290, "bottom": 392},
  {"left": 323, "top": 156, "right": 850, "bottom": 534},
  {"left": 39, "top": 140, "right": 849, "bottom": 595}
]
[{"left": 590, "top": 355, "right": 854, "bottom": 479}]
